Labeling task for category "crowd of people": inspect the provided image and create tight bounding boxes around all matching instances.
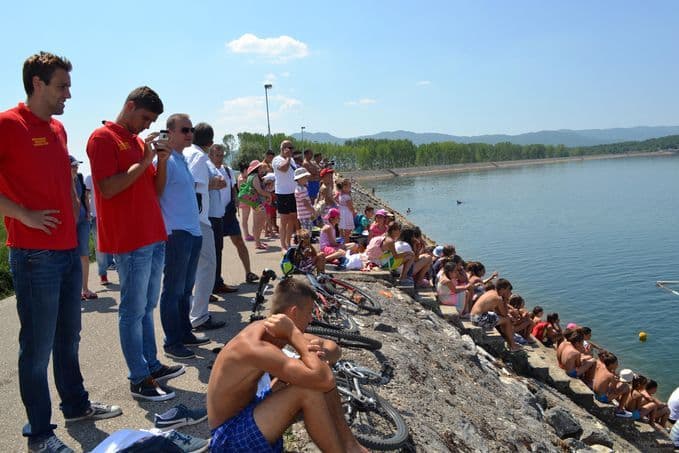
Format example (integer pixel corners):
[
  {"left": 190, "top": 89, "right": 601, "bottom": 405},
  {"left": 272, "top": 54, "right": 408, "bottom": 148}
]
[{"left": 2, "top": 51, "right": 678, "bottom": 452}]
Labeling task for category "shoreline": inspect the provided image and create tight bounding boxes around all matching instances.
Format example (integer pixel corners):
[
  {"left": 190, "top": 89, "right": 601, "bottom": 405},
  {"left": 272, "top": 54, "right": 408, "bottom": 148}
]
[{"left": 343, "top": 150, "right": 677, "bottom": 182}]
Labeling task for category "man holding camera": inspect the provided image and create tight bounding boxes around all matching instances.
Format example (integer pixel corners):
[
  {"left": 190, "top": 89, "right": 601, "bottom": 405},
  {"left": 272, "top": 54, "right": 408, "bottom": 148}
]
[{"left": 87, "top": 87, "right": 185, "bottom": 402}]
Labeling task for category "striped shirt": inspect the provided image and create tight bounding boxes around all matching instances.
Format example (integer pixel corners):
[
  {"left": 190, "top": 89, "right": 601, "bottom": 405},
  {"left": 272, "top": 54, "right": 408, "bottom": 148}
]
[{"left": 295, "top": 184, "right": 314, "bottom": 220}]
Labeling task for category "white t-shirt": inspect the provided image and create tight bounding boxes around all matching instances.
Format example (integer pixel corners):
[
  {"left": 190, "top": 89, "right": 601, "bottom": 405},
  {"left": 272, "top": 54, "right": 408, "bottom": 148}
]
[
  {"left": 668, "top": 387, "right": 679, "bottom": 421},
  {"left": 272, "top": 155, "right": 296, "bottom": 194},
  {"left": 183, "top": 144, "right": 210, "bottom": 225},
  {"left": 84, "top": 174, "right": 96, "bottom": 218}
]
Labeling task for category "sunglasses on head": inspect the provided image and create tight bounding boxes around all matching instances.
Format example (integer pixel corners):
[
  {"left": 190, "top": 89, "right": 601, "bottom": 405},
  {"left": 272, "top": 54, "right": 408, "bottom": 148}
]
[{"left": 180, "top": 127, "right": 195, "bottom": 134}]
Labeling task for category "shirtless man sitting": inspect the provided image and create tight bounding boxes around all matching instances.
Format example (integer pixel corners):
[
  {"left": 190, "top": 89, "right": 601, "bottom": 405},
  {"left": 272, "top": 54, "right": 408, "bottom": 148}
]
[
  {"left": 591, "top": 350, "right": 632, "bottom": 417},
  {"left": 207, "top": 278, "right": 368, "bottom": 452},
  {"left": 469, "top": 278, "right": 521, "bottom": 352},
  {"left": 556, "top": 329, "right": 596, "bottom": 380}
]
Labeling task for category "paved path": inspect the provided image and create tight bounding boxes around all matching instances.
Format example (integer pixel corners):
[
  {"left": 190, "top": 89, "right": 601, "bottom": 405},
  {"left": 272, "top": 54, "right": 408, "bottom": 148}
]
[{"left": 0, "top": 237, "right": 287, "bottom": 452}]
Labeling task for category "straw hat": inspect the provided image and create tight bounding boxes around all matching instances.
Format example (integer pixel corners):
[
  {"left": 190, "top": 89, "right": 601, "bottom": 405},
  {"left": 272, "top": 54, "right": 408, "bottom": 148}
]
[{"left": 246, "top": 160, "right": 265, "bottom": 175}]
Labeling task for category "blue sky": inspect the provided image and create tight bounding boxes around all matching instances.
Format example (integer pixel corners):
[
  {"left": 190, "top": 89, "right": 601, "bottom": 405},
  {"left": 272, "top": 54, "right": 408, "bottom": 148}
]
[{"left": 2, "top": 1, "right": 678, "bottom": 174}]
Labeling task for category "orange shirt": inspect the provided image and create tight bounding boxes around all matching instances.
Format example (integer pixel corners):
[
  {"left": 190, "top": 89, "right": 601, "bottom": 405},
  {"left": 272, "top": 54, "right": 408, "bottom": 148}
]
[
  {"left": 0, "top": 103, "right": 76, "bottom": 250},
  {"left": 87, "top": 121, "right": 167, "bottom": 253}
]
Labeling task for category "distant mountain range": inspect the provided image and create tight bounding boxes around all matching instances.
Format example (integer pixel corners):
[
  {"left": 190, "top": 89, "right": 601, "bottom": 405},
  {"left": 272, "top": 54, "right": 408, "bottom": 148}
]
[{"left": 291, "top": 126, "right": 679, "bottom": 147}]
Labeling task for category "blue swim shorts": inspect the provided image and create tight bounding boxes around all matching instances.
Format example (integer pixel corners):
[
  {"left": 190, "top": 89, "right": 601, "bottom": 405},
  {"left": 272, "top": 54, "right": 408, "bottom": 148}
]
[
  {"left": 631, "top": 409, "right": 641, "bottom": 420},
  {"left": 566, "top": 370, "right": 578, "bottom": 378},
  {"left": 210, "top": 392, "right": 283, "bottom": 453},
  {"left": 596, "top": 393, "right": 609, "bottom": 403}
]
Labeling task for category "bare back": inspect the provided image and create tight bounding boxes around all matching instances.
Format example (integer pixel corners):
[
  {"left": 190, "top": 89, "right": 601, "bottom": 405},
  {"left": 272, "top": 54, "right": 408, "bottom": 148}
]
[
  {"left": 471, "top": 290, "right": 501, "bottom": 316},
  {"left": 207, "top": 321, "right": 281, "bottom": 429}
]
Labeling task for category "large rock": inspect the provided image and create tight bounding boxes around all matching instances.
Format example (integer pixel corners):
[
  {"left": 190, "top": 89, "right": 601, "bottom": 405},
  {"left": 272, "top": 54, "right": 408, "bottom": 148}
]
[
  {"left": 580, "top": 422, "right": 614, "bottom": 448},
  {"left": 545, "top": 407, "right": 583, "bottom": 439}
]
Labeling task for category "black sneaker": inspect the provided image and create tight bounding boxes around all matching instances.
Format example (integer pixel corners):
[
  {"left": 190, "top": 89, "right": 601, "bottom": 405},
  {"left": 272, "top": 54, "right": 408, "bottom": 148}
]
[
  {"left": 151, "top": 364, "right": 186, "bottom": 382},
  {"left": 130, "top": 377, "right": 176, "bottom": 401},
  {"left": 64, "top": 402, "right": 122, "bottom": 422},
  {"left": 183, "top": 334, "right": 210, "bottom": 346},
  {"left": 164, "top": 345, "right": 196, "bottom": 359},
  {"left": 192, "top": 317, "right": 226, "bottom": 331}
]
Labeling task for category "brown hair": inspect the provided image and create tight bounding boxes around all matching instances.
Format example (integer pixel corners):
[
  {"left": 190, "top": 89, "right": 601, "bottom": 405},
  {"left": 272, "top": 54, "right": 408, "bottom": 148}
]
[
  {"left": 270, "top": 278, "right": 316, "bottom": 314},
  {"left": 126, "top": 86, "right": 163, "bottom": 114},
  {"left": 166, "top": 113, "right": 190, "bottom": 130},
  {"left": 23, "top": 51, "right": 72, "bottom": 96}
]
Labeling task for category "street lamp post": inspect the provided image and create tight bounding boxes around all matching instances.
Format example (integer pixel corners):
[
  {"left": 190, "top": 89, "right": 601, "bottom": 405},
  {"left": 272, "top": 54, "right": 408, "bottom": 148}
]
[
  {"left": 264, "top": 83, "right": 273, "bottom": 151},
  {"left": 301, "top": 126, "right": 305, "bottom": 150}
]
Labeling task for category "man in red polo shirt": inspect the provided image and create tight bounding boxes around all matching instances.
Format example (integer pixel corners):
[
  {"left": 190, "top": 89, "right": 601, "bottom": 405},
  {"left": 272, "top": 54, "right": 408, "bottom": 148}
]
[
  {"left": 0, "top": 51, "right": 121, "bottom": 453},
  {"left": 87, "top": 87, "right": 185, "bottom": 402}
]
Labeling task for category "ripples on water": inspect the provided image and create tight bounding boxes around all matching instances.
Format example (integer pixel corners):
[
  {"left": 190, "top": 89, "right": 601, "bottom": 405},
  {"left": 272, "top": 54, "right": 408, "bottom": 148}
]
[{"left": 370, "top": 156, "right": 679, "bottom": 399}]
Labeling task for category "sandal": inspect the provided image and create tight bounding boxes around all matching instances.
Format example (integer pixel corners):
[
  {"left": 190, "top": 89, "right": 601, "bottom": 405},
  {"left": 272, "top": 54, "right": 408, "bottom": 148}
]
[
  {"left": 244, "top": 235, "right": 255, "bottom": 241},
  {"left": 256, "top": 244, "right": 268, "bottom": 250},
  {"left": 246, "top": 272, "right": 260, "bottom": 283}
]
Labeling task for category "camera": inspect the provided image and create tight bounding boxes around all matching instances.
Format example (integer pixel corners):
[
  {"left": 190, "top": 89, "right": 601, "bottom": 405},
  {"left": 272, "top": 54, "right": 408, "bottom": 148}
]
[{"left": 158, "top": 130, "right": 169, "bottom": 141}]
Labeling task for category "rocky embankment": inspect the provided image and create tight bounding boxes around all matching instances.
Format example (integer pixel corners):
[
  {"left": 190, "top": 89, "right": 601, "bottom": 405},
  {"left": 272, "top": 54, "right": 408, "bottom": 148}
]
[
  {"left": 285, "top": 180, "right": 674, "bottom": 452},
  {"left": 286, "top": 275, "right": 644, "bottom": 452}
]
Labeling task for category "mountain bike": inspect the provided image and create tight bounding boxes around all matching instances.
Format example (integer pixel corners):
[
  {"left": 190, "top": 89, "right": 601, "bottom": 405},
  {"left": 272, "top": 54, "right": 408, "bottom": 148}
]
[{"left": 334, "top": 360, "right": 409, "bottom": 450}]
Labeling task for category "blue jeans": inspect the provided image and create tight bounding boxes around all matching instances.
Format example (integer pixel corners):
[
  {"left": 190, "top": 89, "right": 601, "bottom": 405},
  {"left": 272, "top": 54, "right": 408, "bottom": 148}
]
[
  {"left": 160, "top": 230, "right": 202, "bottom": 349},
  {"left": 114, "top": 241, "right": 165, "bottom": 384},
  {"left": 90, "top": 218, "right": 114, "bottom": 276},
  {"left": 10, "top": 248, "right": 90, "bottom": 440}
]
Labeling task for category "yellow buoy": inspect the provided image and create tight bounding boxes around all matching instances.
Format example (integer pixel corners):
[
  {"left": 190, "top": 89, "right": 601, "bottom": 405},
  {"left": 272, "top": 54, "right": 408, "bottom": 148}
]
[{"left": 639, "top": 332, "right": 648, "bottom": 342}]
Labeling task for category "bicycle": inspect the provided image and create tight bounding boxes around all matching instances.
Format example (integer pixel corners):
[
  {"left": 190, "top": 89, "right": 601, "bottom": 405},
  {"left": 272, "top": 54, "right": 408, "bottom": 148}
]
[
  {"left": 248, "top": 268, "right": 382, "bottom": 351},
  {"left": 334, "top": 360, "right": 409, "bottom": 450}
]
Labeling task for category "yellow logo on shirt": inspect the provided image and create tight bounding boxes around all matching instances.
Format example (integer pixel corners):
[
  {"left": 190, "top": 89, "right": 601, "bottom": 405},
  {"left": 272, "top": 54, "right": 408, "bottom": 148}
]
[
  {"left": 32, "top": 137, "right": 48, "bottom": 147},
  {"left": 117, "top": 141, "right": 131, "bottom": 151}
]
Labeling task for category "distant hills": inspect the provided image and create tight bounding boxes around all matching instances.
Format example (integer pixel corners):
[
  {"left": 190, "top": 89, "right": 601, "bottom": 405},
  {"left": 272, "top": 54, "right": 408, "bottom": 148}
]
[{"left": 291, "top": 126, "right": 679, "bottom": 147}]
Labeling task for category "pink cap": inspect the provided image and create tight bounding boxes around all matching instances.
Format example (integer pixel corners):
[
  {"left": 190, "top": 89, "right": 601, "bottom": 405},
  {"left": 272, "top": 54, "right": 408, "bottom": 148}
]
[{"left": 566, "top": 322, "right": 578, "bottom": 330}]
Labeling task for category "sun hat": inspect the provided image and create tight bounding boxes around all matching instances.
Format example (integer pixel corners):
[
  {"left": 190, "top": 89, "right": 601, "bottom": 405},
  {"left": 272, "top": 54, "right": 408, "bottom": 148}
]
[
  {"left": 324, "top": 208, "right": 340, "bottom": 220},
  {"left": 246, "top": 160, "right": 265, "bottom": 175},
  {"left": 375, "top": 209, "right": 388, "bottom": 217},
  {"left": 433, "top": 245, "right": 444, "bottom": 257},
  {"left": 294, "top": 167, "right": 311, "bottom": 181},
  {"left": 566, "top": 322, "right": 578, "bottom": 330},
  {"left": 618, "top": 369, "right": 634, "bottom": 383},
  {"left": 262, "top": 172, "right": 275, "bottom": 183},
  {"left": 320, "top": 168, "right": 334, "bottom": 177}
]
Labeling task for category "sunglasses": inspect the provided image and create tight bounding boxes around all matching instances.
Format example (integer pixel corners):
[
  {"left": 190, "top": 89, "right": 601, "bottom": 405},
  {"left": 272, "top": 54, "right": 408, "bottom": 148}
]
[
  {"left": 180, "top": 127, "right": 195, "bottom": 134},
  {"left": 284, "top": 145, "right": 295, "bottom": 150}
]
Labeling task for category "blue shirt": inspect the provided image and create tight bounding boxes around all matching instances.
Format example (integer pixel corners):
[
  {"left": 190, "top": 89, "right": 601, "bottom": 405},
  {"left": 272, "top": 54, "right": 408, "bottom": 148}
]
[{"left": 155, "top": 150, "right": 201, "bottom": 237}]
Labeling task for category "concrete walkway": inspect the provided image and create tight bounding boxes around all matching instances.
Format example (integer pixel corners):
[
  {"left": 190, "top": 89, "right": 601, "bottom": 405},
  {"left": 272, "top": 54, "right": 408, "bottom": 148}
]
[{"left": 0, "top": 237, "right": 287, "bottom": 452}]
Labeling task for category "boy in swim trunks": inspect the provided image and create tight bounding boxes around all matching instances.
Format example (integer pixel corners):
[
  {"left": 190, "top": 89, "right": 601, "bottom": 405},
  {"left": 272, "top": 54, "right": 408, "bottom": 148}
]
[
  {"left": 591, "top": 351, "right": 632, "bottom": 417},
  {"left": 556, "top": 329, "right": 595, "bottom": 380},
  {"left": 207, "top": 278, "right": 368, "bottom": 453},
  {"left": 469, "top": 279, "right": 521, "bottom": 352}
]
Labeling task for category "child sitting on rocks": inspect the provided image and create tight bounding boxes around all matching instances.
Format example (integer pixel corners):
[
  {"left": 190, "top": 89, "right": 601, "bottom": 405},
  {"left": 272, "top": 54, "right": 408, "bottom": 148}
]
[
  {"left": 642, "top": 380, "right": 671, "bottom": 427},
  {"left": 556, "top": 329, "right": 596, "bottom": 380},
  {"left": 624, "top": 373, "right": 660, "bottom": 422},
  {"left": 508, "top": 295, "right": 535, "bottom": 344},
  {"left": 531, "top": 312, "right": 559, "bottom": 347},
  {"left": 469, "top": 278, "right": 521, "bottom": 352},
  {"left": 591, "top": 351, "right": 633, "bottom": 418}
]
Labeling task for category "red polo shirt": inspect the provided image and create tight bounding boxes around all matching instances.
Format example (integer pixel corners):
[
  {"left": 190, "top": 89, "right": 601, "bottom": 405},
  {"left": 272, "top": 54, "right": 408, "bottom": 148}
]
[
  {"left": 87, "top": 121, "right": 167, "bottom": 253},
  {"left": 0, "top": 103, "right": 76, "bottom": 250}
]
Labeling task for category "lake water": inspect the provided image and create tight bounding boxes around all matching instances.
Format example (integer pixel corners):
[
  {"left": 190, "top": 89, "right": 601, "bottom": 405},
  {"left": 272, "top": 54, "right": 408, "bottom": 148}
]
[{"left": 369, "top": 155, "right": 679, "bottom": 400}]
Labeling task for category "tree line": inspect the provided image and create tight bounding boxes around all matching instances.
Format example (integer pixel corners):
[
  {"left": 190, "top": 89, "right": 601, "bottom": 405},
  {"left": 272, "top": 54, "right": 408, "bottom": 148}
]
[{"left": 226, "top": 132, "right": 679, "bottom": 171}]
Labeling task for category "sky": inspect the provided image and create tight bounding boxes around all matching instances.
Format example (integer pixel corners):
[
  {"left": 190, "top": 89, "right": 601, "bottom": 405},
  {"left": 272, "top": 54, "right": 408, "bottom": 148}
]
[{"left": 2, "top": 0, "right": 679, "bottom": 175}]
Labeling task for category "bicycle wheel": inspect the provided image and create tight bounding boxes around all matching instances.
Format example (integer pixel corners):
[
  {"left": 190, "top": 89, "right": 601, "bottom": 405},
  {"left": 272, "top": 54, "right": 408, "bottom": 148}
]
[
  {"left": 305, "top": 326, "right": 382, "bottom": 350},
  {"left": 326, "top": 278, "right": 383, "bottom": 314},
  {"left": 310, "top": 309, "right": 360, "bottom": 333},
  {"left": 336, "top": 377, "right": 409, "bottom": 450}
]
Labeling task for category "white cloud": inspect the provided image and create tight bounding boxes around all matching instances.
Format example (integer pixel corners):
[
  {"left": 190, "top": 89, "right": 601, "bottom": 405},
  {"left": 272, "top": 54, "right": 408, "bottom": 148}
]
[
  {"left": 344, "top": 98, "right": 377, "bottom": 106},
  {"left": 416, "top": 80, "right": 431, "bottom": 86},
  {"left": 280, "top": 71, "right": 291, "bottom": 77},
  {"left": 227, "top": 33, "right": 309, "bottom": 63},
  {"left": 215, "top": 94, "right": 302, "bottom": 133},
  {"left": 263, "top": 73, "right": 277, "bottom": 84}
]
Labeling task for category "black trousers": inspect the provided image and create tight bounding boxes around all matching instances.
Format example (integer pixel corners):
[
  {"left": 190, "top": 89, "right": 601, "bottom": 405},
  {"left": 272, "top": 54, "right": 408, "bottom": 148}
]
[{"left": 209, "top": 216, "right": 224, "bottom": 288}]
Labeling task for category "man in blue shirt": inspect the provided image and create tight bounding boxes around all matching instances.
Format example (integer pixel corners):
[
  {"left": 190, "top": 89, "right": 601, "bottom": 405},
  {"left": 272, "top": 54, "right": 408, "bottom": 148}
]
[{"left": 155, "top": 113, "right": 209, "bottom": 359}]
